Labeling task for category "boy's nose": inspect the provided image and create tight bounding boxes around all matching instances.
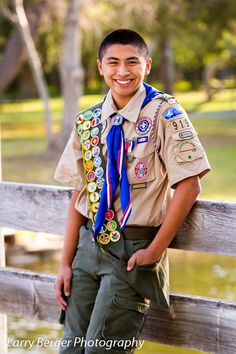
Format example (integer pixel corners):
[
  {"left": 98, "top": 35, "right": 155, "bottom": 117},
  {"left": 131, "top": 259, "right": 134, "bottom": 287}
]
[{"left": 117, "top": 64, "right": 130, "bottom": 76}]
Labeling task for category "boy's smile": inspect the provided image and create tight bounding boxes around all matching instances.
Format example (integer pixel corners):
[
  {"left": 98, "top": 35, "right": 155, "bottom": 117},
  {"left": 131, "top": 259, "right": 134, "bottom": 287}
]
[{"left": 97, "top": 44, "right": 152, "bottom": 109}]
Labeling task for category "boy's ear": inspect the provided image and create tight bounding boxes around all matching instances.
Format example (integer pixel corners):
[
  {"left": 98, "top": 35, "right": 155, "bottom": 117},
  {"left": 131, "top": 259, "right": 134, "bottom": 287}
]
[
  {"left": 97, "top": 59, "right": 103, "bottom": 76},
  {"left": 145, "top": 57, "right": 152, "bottom": 75}
]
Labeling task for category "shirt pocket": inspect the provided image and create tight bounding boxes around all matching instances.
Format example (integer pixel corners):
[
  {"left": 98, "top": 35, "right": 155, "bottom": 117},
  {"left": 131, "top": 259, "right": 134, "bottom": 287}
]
[
  {"left": 171, "top": 131, "right": 204, "bottom": 163},
  {"left": 127, "top": 141, "right": 156, "bottom": 184}
]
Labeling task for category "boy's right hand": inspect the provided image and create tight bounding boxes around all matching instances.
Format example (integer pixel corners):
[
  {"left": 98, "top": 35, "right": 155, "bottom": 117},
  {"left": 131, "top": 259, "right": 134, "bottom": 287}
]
[{"left": 54, "top": 265, "right": 72, "bottom": 310}]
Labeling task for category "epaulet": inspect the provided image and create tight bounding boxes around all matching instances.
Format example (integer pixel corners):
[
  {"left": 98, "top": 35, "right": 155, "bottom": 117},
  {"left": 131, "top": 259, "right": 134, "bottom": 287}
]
[{"left": 157, "top": 93, "right": 179, "bottom": 105}]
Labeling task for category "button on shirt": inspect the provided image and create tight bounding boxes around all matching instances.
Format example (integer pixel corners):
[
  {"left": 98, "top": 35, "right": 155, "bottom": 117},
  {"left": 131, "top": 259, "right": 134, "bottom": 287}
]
[{"left": 54, "top": 84, "right": 210, "bottom": 227}]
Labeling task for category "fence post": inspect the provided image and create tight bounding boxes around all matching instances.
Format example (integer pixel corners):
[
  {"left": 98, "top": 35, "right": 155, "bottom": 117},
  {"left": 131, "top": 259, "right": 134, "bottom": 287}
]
[{"left": 0, "top": 120, "right": 8, "bottom": 353}]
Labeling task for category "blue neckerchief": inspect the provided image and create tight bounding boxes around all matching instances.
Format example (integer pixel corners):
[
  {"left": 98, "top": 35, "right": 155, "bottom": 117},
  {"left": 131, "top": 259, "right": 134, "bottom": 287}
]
[{"left": 141, "top": 82, "right": 163, "bottom": 109}]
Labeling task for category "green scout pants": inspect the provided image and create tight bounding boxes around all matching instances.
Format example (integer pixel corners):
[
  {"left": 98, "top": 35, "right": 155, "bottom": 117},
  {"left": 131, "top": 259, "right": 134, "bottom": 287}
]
[{"left": 59, "top": 223, "right": 169, "bottom": 354}]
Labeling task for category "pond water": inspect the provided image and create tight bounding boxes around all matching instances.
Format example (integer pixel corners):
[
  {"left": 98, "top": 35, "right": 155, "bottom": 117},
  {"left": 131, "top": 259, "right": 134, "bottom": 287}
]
[{"left": 6, "top": 246, "right": 236, "bottom": 354}]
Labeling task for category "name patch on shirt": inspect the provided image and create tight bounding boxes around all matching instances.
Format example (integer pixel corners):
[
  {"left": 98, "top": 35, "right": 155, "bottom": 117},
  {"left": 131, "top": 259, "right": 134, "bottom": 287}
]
[
  {"left": 131, "top": 182, "right": 147, "bottom": 190},
  {"left": 137, "top": 136, "right": 148, "bottom": 144}
]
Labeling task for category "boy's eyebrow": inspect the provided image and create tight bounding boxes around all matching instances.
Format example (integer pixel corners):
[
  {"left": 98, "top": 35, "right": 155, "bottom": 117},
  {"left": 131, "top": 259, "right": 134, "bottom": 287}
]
[{"left": 105, "top": 56, "right": 140, "bottom": 61}]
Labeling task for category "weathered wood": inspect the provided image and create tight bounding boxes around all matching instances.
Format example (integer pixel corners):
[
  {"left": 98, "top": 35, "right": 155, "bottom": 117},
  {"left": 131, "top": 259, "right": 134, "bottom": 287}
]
[
  {"left": 1, "top": 181, "right": 236, "bottom": 256},
  {"left": 0, "top": 267, "right": 235, "bottom": 353}
]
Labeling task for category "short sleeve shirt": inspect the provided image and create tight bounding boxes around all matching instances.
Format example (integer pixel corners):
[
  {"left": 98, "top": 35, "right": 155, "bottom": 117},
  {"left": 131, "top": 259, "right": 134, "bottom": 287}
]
[{"left": 54, "top": 84, "right": 210, "bottom": 226}]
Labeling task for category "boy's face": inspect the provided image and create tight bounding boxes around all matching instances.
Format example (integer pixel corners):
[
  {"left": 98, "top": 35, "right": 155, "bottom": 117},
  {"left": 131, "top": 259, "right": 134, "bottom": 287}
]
[{"left": 97, "top": 44, "right": 152, "bottom": 109}]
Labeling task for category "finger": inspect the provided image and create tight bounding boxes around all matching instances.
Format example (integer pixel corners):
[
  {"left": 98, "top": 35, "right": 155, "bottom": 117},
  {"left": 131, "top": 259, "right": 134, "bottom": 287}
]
[
  {"left": 64, "top": 275, "right": 72, "bottom": 296},
  {"left": 127, "top": 255, "right": 136, "bottom": 271},
  {"left": 54, "top": 279, "right": 68, "bottom": 309}
]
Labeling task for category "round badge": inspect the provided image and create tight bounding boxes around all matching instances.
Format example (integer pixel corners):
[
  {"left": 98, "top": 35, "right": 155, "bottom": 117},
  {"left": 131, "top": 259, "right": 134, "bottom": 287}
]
[
  {"left": 110, "top": 231, "right": 121, "bottom": 242},
  {"left": 91, "top": 202, "right": 99, "bottom": 213},
  {"left": 91, "top": 127, "right": 99, "bottom": 137},
  {"left": 105, "top": 209, "right": 115, "bottom": 220},
  {"left": 77, "top": 124, "right": 83, "bottom": 135},
  {"left": 95, "top": 167, "right": 104, "bottom": 178},
  {"left": 85, "top": 160, "right": 94, "bottom": 171},
  {"left": 87, "top": 182, "right": 97, "bottom": 193},
  {"left": 112, "top": 114, "right": 123, "bottom": 125},
  {"left": 83, "top": 140, "right": 91, "bottom": 151},
  {"left": 82, "top": 130, "right": 90, "bottom": 141},
  {"left": 94, "top": 156, "right": 102, "bottom": 168},
  {"left": 100, "top": 224, "right": 107, "bottom": 233},
  {"left": 92, "top": 146, "right": 100, "bottom": 157},
  {"left": 93, "top": 108, "right": 102, "bottom": 118},
  {"left": 97, "top": 178, "right": 105, "bottom": 189},
  {"left": 134, "top": 161, "right": 148, "bottom": 180},
  {"left": 84, "top": 150, "right": 92, "bottom": 161},
  {"left": 87, "top": 171, "right": 95, "bottom": 182},
  {"left": 90, "top": 192, "right": 100, "bottom": 203},
  {"left": 76, "top": 114, "right": 83, "bottom": 124},
  {"left": 91, "top": 136, "right": 99, "bottom": 146},
  {"left": 178, "top": 141, "right": 198, "bottom": 162},
  {"left": 107, "top": 220, "right": 117, "bottom": 232},
  {"left": 101, "top": 120, "right": 107, "bottom": 133},
  {"left": 84, "top": 111, "right": 93, "bottom": 120},
  {"left": 83, "top": 121, "right": 91, "bottom": 130},
  {"left": 98, "top": 233, "right": 110, "bottom": 245},
  {"left": 135, "top": 117, "right": 151, "bottom": 135},
  {"left": 92, "top": 117, "right": 100, "bottom": 127}
]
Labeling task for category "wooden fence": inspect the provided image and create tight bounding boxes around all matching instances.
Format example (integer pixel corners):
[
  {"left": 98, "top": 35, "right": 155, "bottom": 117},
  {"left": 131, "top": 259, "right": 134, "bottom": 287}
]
[{"left": 0, "top": 181, "right": 236, "bottom": 353}]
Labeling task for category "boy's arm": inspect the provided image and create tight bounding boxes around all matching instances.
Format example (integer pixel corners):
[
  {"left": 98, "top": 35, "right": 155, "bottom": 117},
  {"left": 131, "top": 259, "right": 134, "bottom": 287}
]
[
  {"left": 127, "top": 175, "right": 201, "bottom": 270},
  {"left": 54, "top": 189, "right": 87, "bottom": 309}
]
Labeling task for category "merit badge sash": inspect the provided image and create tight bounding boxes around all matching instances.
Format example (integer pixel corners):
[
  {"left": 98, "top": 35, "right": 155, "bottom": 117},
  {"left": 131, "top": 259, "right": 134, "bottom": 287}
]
[{"left": 76, "top": 103, "right": 123, "bottom": 247}]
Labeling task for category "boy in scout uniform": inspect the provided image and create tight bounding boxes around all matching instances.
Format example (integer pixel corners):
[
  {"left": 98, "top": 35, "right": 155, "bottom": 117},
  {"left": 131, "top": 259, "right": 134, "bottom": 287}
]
[{"left": 54, "top": 29, "right": 210, "bottom": 353}]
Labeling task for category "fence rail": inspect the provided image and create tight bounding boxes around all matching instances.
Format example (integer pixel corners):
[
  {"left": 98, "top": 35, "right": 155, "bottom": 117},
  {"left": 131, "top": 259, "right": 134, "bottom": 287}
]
[{"left": 0, "top": 181, "right": 236, "bottom": 353}]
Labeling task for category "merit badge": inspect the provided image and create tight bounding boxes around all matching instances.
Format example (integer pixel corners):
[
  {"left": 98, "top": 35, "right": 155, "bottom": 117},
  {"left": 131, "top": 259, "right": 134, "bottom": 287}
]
[
  {"left": 112, "top": 114, "right": 123, "bottom": 125},
  {"left": 84, "top": 150, "right": 92, "bottom": 161},
  {"left": 87, "top": 182, "right": 97, "bottom": 193},
  {"left": 83, "top": 140, "right": 91, "bottom": 151},
  {"left": 135, "top": 117, "right": 151, "bottom": 135},
  {"left": 93, "top": 108, "right": 102, "bottom": 118},
  {"left": 90, "top": 192, "right": 100, "bottom": 203},
  {"left": 177, "top": 141, "right": 198, "bottom": 162},
  {"left": 97, "top": 178, "right": 105, "bottom": 189},
  {"left": 162, "top": 105, "right": 185, "bottom": 120},
  {"left": 92, "top": 146, "right": 100, "bottom": 157},
  {"left": 92, "top": 117, "right": 100, "bottom": 127},
  {"left": 83, "top": 121, "right": 91, "bottom": 130},
  {"left": 107, "top": 220, "right": 117, "bottom": 232},
  {"left": 91, "top": 127, "right": 99, "bottom": 137},
  {"left": 91, "top": 202, "right": 99, "bottom": 213},
  {"left": 94, "top": 156, "right": 102, "bottom": 168},
  {"left": 101, "top": 120, "right": 107, "bottom": 133},
  {"left": 82, "top": 130, "right": 90, "bottom": 141},
  {"left": 110, "top": 231, "right": 120, "bottom": 242},
  {"left": 85, "top": 160, "right": 94, "bottom": 171},
  {"left": 76, "top": 114, "right": 83, "bottom": 124},
  {"left": 98, "top": 233, "right": 110, "bottom": 245},
  {"left": 105, "top": 209, "right": 114, "bottom": 220},
  {"left": 77, "top": 124, "right": 83, "bottom": 135},
  {"left": 95, "top": 167, "right": 104, "bottom": 178},
  {"left": 134, "top": 161, "right": 148, "bottom": 180},
  {"left": 91, "top": 136, "right": 99, "bottom": 146},
  {"left": 137, "top": 136, "right": 148, "bottom": 144},
  {"left": 178, "top": 130, "right": 194, "bottom": 140},
  {"left": 87, "top": 171, "right": 95, "bottom": 182},
  {"left": 84, "top": 110, "right": 93, "bottom": 120}
]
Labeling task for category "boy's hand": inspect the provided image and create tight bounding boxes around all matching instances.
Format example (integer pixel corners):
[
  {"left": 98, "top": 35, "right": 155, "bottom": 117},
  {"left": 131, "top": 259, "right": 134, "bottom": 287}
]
[
  {"left": 127, "top": 247, "right": 158, "bottom": 271},
  {"left": 54, "top": 265, "right": 72, "bottom": 310}
]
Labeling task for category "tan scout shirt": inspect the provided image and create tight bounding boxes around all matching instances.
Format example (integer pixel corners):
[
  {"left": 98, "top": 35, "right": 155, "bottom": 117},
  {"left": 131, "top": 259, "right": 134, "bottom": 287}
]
[{"left": 54, "top": 84, "right": 210, "bottom": 227}]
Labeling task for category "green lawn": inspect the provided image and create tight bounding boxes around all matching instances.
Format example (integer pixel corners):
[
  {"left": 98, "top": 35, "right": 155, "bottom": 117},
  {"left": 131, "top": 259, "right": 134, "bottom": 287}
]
[{"left": 1, "top": 89, "right": 236, "bottom": 200}]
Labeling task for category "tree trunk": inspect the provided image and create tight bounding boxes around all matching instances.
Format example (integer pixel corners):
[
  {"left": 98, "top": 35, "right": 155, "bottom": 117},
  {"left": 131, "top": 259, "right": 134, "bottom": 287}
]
[
  {"left": 159, "top": 34, "right": 175, "bottom": 95},
  {"left": 59, "top": 0, "right": 84, "bottom": 148},
  {"left": 0, "top": 2, "right": 47, "bottom": 98},
  {"left": 14, "top": 0, "right": 55, "bottom": 149}
]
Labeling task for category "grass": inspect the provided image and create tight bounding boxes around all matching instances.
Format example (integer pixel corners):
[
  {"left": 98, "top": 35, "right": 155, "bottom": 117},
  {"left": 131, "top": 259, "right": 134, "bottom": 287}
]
[{"left": 1, "top": 89, "right": 236, "bottom": 200}]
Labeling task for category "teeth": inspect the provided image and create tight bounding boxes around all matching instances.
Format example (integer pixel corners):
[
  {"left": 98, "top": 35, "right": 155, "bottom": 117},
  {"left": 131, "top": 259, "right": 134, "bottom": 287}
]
[{"left": 116, "top": 80, "right": 131, "bottom": 84}]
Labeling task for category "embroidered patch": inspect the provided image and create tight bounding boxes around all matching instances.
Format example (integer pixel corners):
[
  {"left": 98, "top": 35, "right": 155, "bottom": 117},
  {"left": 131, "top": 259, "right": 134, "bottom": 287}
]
[
  {"left": 112, "top": 114, "right": 123, "bottom": 125},
  {"left": 110, "top": 230, "right": 120, "bottom": 242},
  {"left": 93, "top": 108, "right": 102, "bottom": 118},
  {"left": 96, "top": 178, "right": 105, "bottom": 189},
  {"left": 107, "top": 220, "right": 117, "bottom": 232},
  {"left": 92, "top": 146, "right": 100, "bottom": 157},
  {"left": 171, "top": 118, "right": 191, "bottom": 131},
  {"left": 98, "top": 233, "right": 110, "bottom": 245},
  {"left": 90, "top": 192, "right": 100, "bottom": 203},
  {"left": 83, "top": 121, "right": 91, "bottom": 130},
  {"left": 178, "top": 130, "right": 194, "bottom": 140},
  {"left": 134, "top": 161, "right": 148, "bottom": 180},
  {"left": 87, "top": 171, "right": 95, "bottom": 182},
  {"left": 87, "top": 182, "right": 97, "bottom": 193},
  {"left": 92, "top": 117, "right": 100, "bottom": 127},
  {"left": 76, "top": 114, "right": 83, "bottom": 124},
  {"left": 91, "top": 127, "right": 99, "bottom": 137},
  {"left": 91, "top": 136, "right": 99, "bottom": 146},
  {"left": 162, "top": 105, "right": 186, "bottom": 120},
  {"left": 137, "top": 136, "right": 148, "bottom": 144},
  {"left": 95, "top": 167, "right": 104, "bottom": 178},
  {"left": 105, "top": 210, "right": 115, "bottom": 220},
  {"left": 135, "top": 117, "right": 151, "bottom": 135},
  {"left": 84, "top": 110, "right": 93, "bottom": 120},
  {"left": 177, "top": 141, "right": 198, "bottom": 162},
  {"left": 83, "top": 140, "right": 91, "bottom": 151}
]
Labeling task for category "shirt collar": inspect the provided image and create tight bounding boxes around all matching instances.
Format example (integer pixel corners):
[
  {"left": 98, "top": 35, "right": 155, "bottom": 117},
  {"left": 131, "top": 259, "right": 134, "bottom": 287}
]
[{"left": 101, "top": 84, "right": 146, "bottom": 123}]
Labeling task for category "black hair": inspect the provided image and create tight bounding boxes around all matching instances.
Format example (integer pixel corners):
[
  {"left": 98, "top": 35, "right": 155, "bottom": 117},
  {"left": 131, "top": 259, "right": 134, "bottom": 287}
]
[{"left": 98, "top": 29, "right": 149, "bottom": 61}]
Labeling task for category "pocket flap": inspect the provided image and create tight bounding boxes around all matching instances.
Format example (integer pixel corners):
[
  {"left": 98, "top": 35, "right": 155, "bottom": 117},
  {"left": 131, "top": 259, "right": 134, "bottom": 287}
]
[{"left": 113, "top": 294, "right": 149, "bottom": 314}]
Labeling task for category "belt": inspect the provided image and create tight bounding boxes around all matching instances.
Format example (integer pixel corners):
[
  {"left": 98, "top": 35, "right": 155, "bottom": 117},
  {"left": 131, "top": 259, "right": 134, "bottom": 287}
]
[{"left": 86, "top": 221, "right": 160, "bottom": 241}]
